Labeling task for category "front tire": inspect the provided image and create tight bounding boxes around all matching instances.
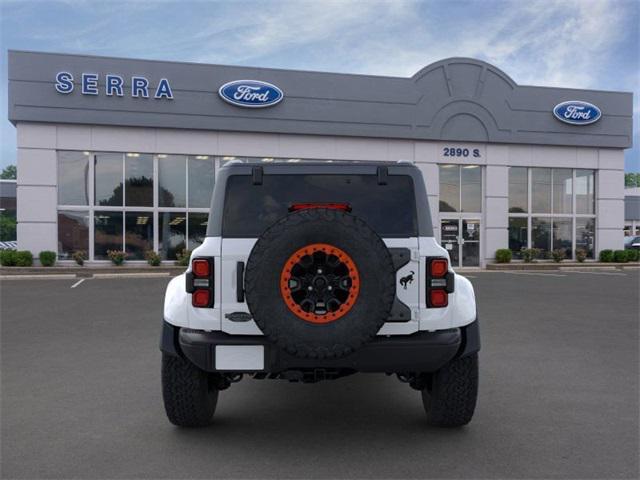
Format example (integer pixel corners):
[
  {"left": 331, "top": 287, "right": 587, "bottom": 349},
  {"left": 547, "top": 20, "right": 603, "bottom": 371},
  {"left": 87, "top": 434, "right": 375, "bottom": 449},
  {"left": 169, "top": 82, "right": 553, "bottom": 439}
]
[
  {"left": 422, "top": 353, "right": 478, "bottom": 427},
  {"left": 161, "top": 353, "right": 219, "bottom": 427}
]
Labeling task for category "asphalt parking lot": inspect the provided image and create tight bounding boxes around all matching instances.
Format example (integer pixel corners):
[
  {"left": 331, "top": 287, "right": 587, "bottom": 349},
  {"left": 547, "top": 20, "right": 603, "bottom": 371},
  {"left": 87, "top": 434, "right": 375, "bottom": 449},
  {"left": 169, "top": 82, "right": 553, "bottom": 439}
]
[{"left": 1, "top": 270, "right": 638, "bottom": 479}]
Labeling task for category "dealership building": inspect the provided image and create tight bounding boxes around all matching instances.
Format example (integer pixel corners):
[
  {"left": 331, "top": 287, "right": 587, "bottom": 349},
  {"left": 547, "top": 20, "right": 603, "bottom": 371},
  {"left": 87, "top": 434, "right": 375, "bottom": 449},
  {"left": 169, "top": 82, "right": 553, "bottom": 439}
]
[{"left": 7, "top": 50, "right": 633, "bottom": 267}]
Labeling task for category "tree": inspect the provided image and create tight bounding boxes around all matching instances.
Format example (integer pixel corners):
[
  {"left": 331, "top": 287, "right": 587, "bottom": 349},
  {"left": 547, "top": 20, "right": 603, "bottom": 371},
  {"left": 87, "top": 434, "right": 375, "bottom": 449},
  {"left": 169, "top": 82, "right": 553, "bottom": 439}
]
[
  {"left": 625, "top": 172, "right": 640, "bottom": 188},
  {"left": 0, "top": 165, "right": 16, "bottom": 180}
]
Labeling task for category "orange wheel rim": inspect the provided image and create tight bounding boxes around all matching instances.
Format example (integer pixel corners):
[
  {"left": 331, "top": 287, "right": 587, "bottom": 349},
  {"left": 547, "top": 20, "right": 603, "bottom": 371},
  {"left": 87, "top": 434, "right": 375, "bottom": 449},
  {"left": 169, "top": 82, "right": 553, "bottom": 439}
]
[{"left": 280, "top": 243, "right": 360, "bottom": 324}]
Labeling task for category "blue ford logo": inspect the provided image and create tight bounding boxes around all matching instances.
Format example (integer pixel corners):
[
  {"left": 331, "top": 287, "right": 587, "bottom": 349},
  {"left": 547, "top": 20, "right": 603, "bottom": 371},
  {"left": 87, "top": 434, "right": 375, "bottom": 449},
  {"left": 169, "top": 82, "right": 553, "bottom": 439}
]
[
  {"left": 218, "top": 80, "right": 283, "bottom": 108},
  {"left": 553, "top": 101, "right": 601, "bottom": 125}
]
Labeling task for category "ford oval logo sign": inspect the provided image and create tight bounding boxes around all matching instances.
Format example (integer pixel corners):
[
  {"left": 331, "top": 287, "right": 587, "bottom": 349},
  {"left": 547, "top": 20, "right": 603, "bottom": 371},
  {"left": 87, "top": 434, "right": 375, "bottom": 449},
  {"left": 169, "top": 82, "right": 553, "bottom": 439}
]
[
  {"left": 553, "top": 100, "right": 601, "bottom": 125},
  {"left": 218, "top": 80, "right": 283, "bottom": 108}
]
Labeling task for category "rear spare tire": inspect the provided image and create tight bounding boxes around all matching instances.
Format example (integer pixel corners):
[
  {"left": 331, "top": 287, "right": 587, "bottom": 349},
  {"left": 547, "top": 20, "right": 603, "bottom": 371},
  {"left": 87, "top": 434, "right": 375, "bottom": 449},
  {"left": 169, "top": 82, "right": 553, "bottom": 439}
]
[{"left": 244, "top": 208, "right": 395, "bottom": 359}]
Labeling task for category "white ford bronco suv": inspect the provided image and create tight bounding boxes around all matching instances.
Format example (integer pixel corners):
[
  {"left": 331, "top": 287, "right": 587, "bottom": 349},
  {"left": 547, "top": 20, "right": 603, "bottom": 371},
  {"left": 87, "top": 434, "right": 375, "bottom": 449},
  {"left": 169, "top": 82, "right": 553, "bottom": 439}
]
[{"left": 161, "top": 161, "right": 479, "bottom": 427}]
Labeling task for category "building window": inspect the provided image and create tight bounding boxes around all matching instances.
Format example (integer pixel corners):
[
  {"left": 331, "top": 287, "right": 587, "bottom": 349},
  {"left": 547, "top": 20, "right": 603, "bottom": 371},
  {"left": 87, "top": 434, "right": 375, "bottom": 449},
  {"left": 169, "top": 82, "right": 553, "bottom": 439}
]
[
  {"left": 95, "top": 152, "right": 124, "bottom": 206},
  {"left": 57, "top": 150, "right": 215, "bottom": 262},
  {"left": 552, "top": 169, "right": 573, "bottom": 214},
  {"left": 531, "top": 168, "right": 551, "bottom": 214},
  {"left": 125, "top": 212, "right": 153, "bottom": 260},
  {"left": 508, "top": 167, "right": 527, "bottom": 213},
  {"left": 159, "top": 212, "right": 186, "bottom": 260},
  {"left": 576, "top": 218, "right": 595, "bottom": 258},
  {"left": 575, "top": 169, "right": 595, "bottom": 214},
  {"left": 188, "top": 212, "right": 208, "bottom": 250},
  {"left": 439, "top": 164, "right": 482, "bottom": 213},
  {"left": 94, "top": 211, "right": 123, "bottom": 260},
  {"left": 531, "top": 217, "right": 551, "bottom": 256},
  {"left": 508, "top": 167, "right": 596, "bottom": 259},
  {"left": 461, "top": 165, "right": 482, "bottom": 212},
  {"left": 188, "top": 156, "right": 215, "bottom": 208},
  {"left": 58, "top": 151, "right": 90, "bottom": 205},
  {"left": 439, "top": 165, "right": 460, "bottom": 212},
  {"left": 158, "top": 155, "right": 186, "bottom": 207},
  {"left": 552, "top": 217, "right": 573, "bottom": 258},
  {"left": 125, "top": 153, "right": 153, "bottom": 207},
  {"left": 57, "top": 210, "right": 89, "bottom": 259},
  {"left": 508, "top": 217, "right": 527, "bottom": 258}
]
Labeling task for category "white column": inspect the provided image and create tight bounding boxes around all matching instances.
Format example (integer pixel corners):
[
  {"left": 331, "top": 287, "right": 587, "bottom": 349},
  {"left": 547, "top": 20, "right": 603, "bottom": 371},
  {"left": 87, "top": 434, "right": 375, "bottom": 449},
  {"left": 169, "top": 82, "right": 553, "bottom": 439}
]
[
  {"left": 596, "top": 149, "right": 625, "bottom": 253},
  {"left": 16, "top": 123, "right": 58, "bottom": 258},
  {"left": 484, "top": 165, "right": 509, "bottom": 264}
]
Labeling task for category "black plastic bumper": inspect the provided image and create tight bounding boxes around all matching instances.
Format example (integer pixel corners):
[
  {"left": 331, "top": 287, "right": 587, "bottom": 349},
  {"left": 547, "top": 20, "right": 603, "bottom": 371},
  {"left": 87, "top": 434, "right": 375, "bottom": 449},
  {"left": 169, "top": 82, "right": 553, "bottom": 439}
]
[{"left": 160, "top": 320, "right": 480, "bottom": 374}]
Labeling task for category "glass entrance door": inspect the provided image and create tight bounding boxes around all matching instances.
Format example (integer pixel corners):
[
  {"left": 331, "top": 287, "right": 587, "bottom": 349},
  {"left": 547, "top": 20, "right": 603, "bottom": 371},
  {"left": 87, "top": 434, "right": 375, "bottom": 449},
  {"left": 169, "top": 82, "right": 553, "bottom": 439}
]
[
  {"left": 440, "top": 219, "right": 460, "bottom": 266},
  {"left": 440, "top": 218, "right": 481, "bottom": 267},
  {"left": 461, "top": 219, "right": 480, "bottom": 267}
]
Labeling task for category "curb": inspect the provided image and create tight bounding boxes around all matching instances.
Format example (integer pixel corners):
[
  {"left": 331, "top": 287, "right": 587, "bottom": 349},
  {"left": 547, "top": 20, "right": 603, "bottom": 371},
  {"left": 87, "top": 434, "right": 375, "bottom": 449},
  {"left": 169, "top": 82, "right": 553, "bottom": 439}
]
[
  {"left": 0, "top": 266, "right": 184, "bottom": 279},
  {"left": 486, "top": 262, "right": 638, "bottom": 271}
]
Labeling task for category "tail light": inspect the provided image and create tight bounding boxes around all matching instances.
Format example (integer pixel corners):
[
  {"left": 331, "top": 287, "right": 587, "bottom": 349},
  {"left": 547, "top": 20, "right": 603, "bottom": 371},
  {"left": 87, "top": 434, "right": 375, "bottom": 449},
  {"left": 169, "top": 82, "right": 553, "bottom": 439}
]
[
  {"left": 289, "top": 203, "right": 352, "bottom": 212},
  {"left": 426, "top": 257, "right": 455, "bottom": 308},
  {"left": 186, "top": 257, "right": 214, "bottom": 308}
]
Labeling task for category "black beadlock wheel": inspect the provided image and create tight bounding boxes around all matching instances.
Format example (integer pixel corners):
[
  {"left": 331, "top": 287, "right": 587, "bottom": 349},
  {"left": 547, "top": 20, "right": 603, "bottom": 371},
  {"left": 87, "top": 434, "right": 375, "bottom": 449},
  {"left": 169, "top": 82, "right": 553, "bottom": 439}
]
[
  {"left": 421, "top": 353, "right": 479, "bottom": 427},
  {"left": 244, "top": 208, "right": 396, "bottom": 359}
]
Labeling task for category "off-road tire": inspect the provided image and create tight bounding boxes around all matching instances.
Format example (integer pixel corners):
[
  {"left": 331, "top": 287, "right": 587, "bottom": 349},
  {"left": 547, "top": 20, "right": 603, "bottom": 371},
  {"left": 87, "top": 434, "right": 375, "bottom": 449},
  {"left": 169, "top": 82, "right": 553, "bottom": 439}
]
[
  {"left": 422, "top": 353, "right": 478, "bottom": 427},
  {"left": 244, "top": 208, "right": 396, "bottom": 359},
  {"left": 161, "top": 353, "right": 219, "bottom": 427}
]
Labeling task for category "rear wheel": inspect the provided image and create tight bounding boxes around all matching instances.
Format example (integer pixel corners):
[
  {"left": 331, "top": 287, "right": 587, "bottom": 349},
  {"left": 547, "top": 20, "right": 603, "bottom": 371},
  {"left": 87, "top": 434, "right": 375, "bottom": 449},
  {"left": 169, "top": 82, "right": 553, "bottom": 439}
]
[
  {"left": 161, "top": 353, "right": 219, "bottom": 427},
  {"left": 421, "top": 353, "right": 478, "bottom": 427}
]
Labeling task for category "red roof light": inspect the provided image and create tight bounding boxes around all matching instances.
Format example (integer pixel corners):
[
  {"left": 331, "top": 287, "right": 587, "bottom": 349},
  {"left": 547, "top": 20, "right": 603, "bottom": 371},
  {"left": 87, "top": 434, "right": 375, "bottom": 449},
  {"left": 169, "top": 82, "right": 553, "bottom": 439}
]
[{"left": 290, "top": 203, "right": 351, "bottom": 212}]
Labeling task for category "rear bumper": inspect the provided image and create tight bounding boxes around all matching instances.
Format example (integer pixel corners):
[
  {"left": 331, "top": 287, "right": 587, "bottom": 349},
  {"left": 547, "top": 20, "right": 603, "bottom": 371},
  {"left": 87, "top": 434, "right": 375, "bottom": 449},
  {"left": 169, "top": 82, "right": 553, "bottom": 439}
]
[{"left": 160, "top": 320, "right": 480, "bottom": 374}]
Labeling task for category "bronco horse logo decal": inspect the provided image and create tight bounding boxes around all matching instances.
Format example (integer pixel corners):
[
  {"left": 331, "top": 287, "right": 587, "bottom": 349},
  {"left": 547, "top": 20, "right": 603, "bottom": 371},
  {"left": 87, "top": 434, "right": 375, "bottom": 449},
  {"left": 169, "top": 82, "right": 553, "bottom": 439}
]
[{"left": 399, "top": 271, "right": 415, "bottom": 290}]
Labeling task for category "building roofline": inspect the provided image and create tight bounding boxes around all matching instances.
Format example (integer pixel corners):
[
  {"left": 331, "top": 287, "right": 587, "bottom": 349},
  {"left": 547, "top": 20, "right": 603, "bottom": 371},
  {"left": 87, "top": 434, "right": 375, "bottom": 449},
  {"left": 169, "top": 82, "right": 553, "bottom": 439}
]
[{"left": 7, "top": 49, "right": 633, "bottom": 95}]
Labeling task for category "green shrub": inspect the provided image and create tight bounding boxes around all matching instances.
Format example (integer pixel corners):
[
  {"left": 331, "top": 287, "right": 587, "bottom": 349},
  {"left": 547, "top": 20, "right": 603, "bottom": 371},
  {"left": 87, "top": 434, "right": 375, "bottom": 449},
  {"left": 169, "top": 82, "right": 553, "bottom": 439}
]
[
  {"left": 39, "top": 250, "right": 57, "bottom": 267},
  {"left": 626, "top": 249, "right": 639, "bottom": 262},
  {"left": 145, "top": 250, "right": 161, "bottom": 266},
  {"left": 15, "top": 250, "right": 33, "bottom": 267},
  {"left": 551, "top": 249, "right": 565, "bottom": 263},
  {"left": 107, "top": 250, "right": 127, "bottom": 266},
  {"left": 613, "top": 250, "right": 628, "bottom": 263},
  {"left": 575, "top": 249, "right": 588, "bottom": 263},
  {"left": 72, "top": 250, "right": 87, "bottom": 266},
  {"left": 0, "top": 249, "right": 17, "bottom": 266},
  {"left": 495, "top": 249, "right": 512, "bottom": 263},
  {"left": 521, "top": 248, "right": 533, "bottom": 263},
  {"left": 175, "top": 249, "right": 192, "bottom": 267},
  {"left": 599, "top": 249, "right": 614, "bottom": 262},
  {"left": 521, "top": 248, "right": 541, "bottom": 263}
]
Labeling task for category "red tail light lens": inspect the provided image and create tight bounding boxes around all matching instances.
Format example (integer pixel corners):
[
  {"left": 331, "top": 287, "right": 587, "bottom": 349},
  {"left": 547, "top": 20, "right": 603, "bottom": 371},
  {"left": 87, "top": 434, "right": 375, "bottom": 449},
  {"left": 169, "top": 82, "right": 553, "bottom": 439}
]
[
  {"left": 431, "top": 258, "right": 448, "bottom": 278},
  {"left": 192, "top": 259, "right": 210, "bottom": 277},
  {"left": 192, "top": 289, "right": 211, "bottom": 308},
  {"left": 429, "top": 289, "right": 448, "bottom": 308}
]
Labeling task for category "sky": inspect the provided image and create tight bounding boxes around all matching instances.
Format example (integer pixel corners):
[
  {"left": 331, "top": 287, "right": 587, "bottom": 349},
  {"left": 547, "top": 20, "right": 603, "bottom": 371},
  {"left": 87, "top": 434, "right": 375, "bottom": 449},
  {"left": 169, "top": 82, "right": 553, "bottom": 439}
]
[{"left": 0, "top": 0, "right": 638, "bottom": 171}]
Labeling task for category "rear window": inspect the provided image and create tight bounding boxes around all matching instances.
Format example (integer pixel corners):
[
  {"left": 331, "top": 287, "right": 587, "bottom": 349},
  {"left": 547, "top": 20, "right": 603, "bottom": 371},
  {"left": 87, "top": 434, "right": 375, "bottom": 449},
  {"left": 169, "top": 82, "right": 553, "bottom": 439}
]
[{"left": 222, "top": 174, "right": 417, "bottom": 237}]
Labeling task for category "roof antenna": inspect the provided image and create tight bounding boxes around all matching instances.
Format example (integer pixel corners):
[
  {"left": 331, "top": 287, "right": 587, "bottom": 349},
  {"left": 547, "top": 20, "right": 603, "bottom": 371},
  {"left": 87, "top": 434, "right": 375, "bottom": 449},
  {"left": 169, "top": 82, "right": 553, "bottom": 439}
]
[
  {"left": 252, "top": 166, "right": 263, "bottom": 185},
  {"left": 377, "top": 166, "right": 388, "bottom": 185}
]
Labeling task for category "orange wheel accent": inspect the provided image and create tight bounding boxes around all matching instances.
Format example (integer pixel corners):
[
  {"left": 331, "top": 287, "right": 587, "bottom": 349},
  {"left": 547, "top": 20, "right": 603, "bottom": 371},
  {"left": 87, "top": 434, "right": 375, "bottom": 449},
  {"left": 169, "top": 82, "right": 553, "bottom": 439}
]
[{"left": 280, "top": 243, "right": 360, "bottom": 324}]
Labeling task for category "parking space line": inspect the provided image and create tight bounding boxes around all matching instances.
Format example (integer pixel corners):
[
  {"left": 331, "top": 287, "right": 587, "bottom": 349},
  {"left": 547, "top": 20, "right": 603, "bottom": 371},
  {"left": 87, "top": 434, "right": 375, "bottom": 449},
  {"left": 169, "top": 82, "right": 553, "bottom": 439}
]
[
  {"left": 93, "top": 272, "right": 171, "bottom": 279},
  {"left": 70, "top": 278, "right": 86, "bottom": 288},
  {"left": 0, "top": 274, "right": 76, "bottom": 280},
  {"left": 501, "top": 271, "right": 566, "bottom": 277},
  {"left": 567, "top": 270, "right": 627, "bottom": 276}
]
